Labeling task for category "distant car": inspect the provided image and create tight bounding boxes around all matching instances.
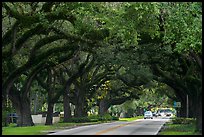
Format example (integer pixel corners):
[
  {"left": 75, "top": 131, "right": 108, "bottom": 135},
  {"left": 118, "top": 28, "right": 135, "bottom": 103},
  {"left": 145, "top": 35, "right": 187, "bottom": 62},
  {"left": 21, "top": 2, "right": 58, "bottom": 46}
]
[
  {"left": 157, "top": 110, "right": 166, "bottom": 117},
  {"left": 165, "top": 111, "right": 173, "bottom": 117},
  {"left": 152, "top": 112, "right": 158, "bottom": 117},
  {"left": 144, "top": 111, "right": 153, "bottom": 119},
  {"left": 157, "top": 109, "right": 173, "bottom": 117}
]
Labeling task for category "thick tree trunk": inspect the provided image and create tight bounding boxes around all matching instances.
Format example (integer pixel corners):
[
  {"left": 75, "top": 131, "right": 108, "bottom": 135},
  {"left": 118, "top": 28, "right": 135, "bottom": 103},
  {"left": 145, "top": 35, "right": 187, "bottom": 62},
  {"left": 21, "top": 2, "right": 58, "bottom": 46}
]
[
  {"left": 10, "top": 95, "right": 34, "bottom": 126},
  {"left": 45, "top": 69, "right": 54, "bottom": 125},
  {"left": 73, "top": 85, "right": 87, "bottom": 117},
  {"left": 179, "top": 96, "right": 187, "bottom": 117},
  {"left": 75, "top": 96, "right": 86, "bottom": 117},
  {"left": 192, "top": 92, "right": 202, "bottom": 134},
  {"left": 195, "top": 99, "right": 202, "bottom": 133},
  {"left": 63, "top": 92, "right": 71, "bottom": 122},
  {"left": 45, "top": 102, "right": 54, "bottom": 125},
  {"left": 33, "top": 92, "right": 39, "bottom": 114},
  {"left": 99, "top": 99, "right": 110, "bottom": 116},
  {"left": 188, "top": 96, "right": 197, "bottom": 118}
]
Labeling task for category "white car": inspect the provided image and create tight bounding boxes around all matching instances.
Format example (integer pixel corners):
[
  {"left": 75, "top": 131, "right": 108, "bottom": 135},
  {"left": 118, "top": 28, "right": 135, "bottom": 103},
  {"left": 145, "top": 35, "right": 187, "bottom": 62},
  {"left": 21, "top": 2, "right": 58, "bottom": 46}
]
[{"left": 144, "top": 111, "right": 153, "bottom": 119}]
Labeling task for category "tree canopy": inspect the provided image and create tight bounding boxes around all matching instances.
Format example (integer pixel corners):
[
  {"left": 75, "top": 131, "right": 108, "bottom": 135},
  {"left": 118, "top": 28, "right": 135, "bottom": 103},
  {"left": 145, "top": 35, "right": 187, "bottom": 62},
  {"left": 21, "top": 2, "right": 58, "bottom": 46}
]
[{"left": 2, "top": 2, "right": 202, "bottom": 133}]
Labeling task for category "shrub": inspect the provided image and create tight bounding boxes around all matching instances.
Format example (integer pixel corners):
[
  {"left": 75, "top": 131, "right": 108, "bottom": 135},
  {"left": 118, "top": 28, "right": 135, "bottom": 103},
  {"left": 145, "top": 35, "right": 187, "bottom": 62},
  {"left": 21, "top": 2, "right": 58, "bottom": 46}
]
[
  {"left": 171, "top": 117, "right": 196, "bottom": 124},
  {"left": 112, "top": 116, "right": 119, "bottom": 121},
  {"left": 60, "top": 114, "right": 119, "bottom": 123},
  {"left": 66, "top": 117, "right": 90, "bottom": 123},
  {"left": 100, "top": 113, "right": 112, "bottom": 121},
  {"left": 88, "top": 114, "right": 100, "bottom": 120}
]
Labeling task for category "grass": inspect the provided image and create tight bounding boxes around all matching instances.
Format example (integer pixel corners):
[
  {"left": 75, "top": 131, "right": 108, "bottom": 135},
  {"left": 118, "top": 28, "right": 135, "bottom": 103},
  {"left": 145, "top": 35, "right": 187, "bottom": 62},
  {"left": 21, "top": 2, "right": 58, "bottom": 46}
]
[
  {"left": 2, "top": 116, "right": 144, "bottom": 135},
  {"left": 2, "top": 121, "right": 114, "bottom": 135},
  {"left": 2, "top": 124, "right": 54, "bottom": 135},
  {"left": 158, "top": 122, "right": 200, "bottom": 135},
  {"left": 119, "top": 116, "right": 144, "bottom": 121}
]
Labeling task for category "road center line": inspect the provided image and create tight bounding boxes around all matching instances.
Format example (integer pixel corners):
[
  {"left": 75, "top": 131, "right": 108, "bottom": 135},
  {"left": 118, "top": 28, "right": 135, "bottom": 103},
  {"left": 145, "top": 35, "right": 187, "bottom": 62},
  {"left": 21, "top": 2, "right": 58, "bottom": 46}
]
[{"left": 95, "top": 121, "right": 140, "bottom": 135}]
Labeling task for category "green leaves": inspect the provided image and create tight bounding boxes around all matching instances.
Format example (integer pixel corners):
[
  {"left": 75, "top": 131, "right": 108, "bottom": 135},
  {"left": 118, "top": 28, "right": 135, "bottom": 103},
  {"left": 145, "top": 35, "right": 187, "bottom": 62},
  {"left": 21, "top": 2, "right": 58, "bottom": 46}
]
[{"left": 163, "top": 2, "right": 202, "bottom": 54}]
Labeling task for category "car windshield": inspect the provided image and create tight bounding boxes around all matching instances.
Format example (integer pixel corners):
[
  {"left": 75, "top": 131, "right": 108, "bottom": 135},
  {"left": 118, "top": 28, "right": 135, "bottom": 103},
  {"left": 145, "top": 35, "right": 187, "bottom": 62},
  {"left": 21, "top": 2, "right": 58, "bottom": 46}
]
[{"left": 145, "top": 111, "right": 151, "bottom": 114}]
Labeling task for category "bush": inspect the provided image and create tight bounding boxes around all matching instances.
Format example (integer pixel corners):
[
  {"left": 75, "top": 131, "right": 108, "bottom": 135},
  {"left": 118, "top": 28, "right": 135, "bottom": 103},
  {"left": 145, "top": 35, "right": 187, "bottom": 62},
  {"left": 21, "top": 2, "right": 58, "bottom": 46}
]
[
  {"left": 112, "top": 116, "right": 119, "bottom": 121},
  {"left": 99, "top": 113, "right": 113, "bottom": 121},
  {"left": 88, "top": 114, "right": 100, "bottom": 120},
  {"left": 60, "top": 114, "right": 119, "bottom": 123},
  {"left": 171, "top": 117, "right": 196, "bottom": 124},
  {"left": 66, "top": 117, "right": 90, "bottom": 123}
]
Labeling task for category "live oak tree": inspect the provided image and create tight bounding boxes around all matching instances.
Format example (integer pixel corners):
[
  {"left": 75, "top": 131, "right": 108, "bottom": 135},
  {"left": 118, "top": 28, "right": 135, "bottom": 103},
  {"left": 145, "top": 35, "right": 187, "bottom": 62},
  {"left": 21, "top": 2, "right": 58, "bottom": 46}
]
[
  {"left": 2, "top": 2, "right": 108, "bottom": 126},
  {"left": 133, "top": 2, "right": 202, "bottom": 132}
]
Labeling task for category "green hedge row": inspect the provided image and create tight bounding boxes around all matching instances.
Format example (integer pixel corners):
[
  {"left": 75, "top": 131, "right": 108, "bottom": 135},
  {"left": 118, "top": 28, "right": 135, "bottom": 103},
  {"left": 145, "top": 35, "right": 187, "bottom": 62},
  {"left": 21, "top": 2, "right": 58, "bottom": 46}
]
[
  {"left": 171, "top": 117, "right": 196, "bottom": 124},
  {"left": 63, "top": 114, "right": 119, "bottom": 123}
]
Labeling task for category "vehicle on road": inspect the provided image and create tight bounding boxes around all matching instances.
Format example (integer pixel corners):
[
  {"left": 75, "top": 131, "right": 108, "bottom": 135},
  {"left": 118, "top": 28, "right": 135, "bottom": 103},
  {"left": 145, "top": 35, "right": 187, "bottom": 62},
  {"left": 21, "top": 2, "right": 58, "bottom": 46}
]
[
  {"left": 144, "top": 111, "right": 153, "bottom": 119},
  {"left": 152, "top": 112, "right": 158, "bottom": 117},
  {"left": 165, "top": 111, "right": 173, "bottom": 117},
  {"left": 157, "top": 109, "right": 173, "bottom": 117}
]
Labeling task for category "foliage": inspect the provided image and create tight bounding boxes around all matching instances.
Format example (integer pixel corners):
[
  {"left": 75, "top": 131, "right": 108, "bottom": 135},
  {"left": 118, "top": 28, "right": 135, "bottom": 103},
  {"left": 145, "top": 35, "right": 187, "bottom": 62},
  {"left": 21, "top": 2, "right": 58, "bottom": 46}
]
[
  {"left": 171, "top": 117, "right": 196, "bottom": 125},
  {"left": 162, "top": 2, "right": 202, "bottom": 54},
  {"left": 62, "top": 113, "right": 118, "bottom": 123},
  {"left": 159, "top": 122, "right": 199, "bottom": 135},
  {"left": 109, "top": 81, "right": 173, "bottom": 117},
  {"left": 65, "top": 117, "right": 91, "bottom": 123}
]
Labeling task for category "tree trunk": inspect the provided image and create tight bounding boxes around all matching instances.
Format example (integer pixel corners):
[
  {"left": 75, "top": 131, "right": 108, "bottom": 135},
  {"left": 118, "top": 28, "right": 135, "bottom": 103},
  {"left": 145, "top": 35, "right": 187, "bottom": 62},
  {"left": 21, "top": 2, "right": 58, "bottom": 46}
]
[
  {"left": 45, "top": 69, "right": 54, "bottom": 125},
  {"left": 10, "top": 94, "right": 34, "bottom": 126},
  {"left": 33, "top": 92, "right": 38, "bottom": 115},
  {"left": 75, "top": 95, "right": 85, "bottom": 117},
  {"left": 63, "top": 92, "right": 71, "bottom": 122},
  {"left": 179, "top": 96, "right": 187, "bottom": 117},
  {"left": 99, "top": 99, "right": 110, "bottom": 116},
  {"left": 188, "top": 97, "right": 193, "bottom": 118},
  {"left": 73, "top": 85, "right": 87, "bottom": 118},
  {"left": 45, "top": 102, "right": 54, "bottom": 125},
  {"left": 195, "top": 99, "right": 202, "bottom": 133},
  {"left": 191, "top": 91, "right": 202, "bottom": 134}
]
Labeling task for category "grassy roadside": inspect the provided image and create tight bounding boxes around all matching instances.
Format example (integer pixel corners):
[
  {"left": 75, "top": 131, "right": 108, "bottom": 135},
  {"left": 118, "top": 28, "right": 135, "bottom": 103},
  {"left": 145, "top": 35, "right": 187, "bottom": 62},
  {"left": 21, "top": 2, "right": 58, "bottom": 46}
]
[
  {"left": 2, "top": 121, "right": 107, "bottom": 135},
  {"left": 119, "top": 116, "right": 144, "bottom": 121},
  {"left": 2, "top": 116, "right": 144, "bottom": 135},
  {"left": 158, "top": 121, "right": 200, "bottom": 135}
]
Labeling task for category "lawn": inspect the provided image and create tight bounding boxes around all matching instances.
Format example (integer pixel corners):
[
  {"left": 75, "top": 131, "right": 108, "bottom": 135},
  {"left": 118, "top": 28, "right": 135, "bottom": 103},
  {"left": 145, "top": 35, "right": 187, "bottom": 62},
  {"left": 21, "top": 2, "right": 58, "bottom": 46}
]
[
  {"left": 158, "top": 122, "right": 199, "bottom": 135},
  {"left": 119, "top": 116, "right": 144, "bottom": 121},
  {"left": 2, "top": 116, "right": 145, "bottom": 135},
  {"left": 2, "top": 121, "right": 110, "bottom": 135},
  {"left": 2, "top": 124, "right": 54, "bottom": 135}
]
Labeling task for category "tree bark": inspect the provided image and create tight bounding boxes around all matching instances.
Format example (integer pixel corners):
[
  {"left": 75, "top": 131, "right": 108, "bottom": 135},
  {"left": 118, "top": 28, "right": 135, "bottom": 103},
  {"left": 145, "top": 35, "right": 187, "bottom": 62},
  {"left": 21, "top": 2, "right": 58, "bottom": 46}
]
[
  {"left": 9, "top": 93, "right": 34, "bottom": 126},
  {"left": 190, "top": 90, "right": 202, "bottom": 133},
  {"left": 195, "top": 98, "right": 202, "bottom": 133},
  {"left": 72, "top": 79, "right": 88, "bottom": 118},
  {"left": 45, "top": 102, "right": 54, "bottom": 125},
  {"left": 45, "top": 69, "right": 54, "bottom": 125},
  {"left": 63, "top": 91, "right": 71, "bottom": 122},
  {"left": 74, "top": 95, "right": 86, "bottom": 117},
  {"left": 99, "top": 99, "right": 110, "bottom": 116},
  {"left": 7, "top": 65, "right": 41, "bottom": 126}
]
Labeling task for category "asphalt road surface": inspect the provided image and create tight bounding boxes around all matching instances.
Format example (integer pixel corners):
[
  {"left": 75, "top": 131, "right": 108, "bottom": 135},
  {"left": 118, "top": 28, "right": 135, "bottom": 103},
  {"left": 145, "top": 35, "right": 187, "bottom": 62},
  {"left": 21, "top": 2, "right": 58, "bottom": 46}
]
[{"left": 48, "top": 117, "right": 170, "bottom": 135}]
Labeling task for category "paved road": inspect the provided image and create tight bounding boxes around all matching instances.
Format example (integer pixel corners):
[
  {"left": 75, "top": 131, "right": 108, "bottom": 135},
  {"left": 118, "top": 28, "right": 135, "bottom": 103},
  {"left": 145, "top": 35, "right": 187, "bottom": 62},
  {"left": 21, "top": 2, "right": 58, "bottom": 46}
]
[{"left": 48, "top": 117, "right": 170, "bottom": 135}]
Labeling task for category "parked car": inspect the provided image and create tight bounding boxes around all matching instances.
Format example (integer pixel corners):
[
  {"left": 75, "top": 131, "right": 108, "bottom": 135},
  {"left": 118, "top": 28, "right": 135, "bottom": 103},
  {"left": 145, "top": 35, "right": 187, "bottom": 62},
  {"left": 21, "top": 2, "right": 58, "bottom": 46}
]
[{"left": 144, "top": 111, "right": 153, "bottom": 119}]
